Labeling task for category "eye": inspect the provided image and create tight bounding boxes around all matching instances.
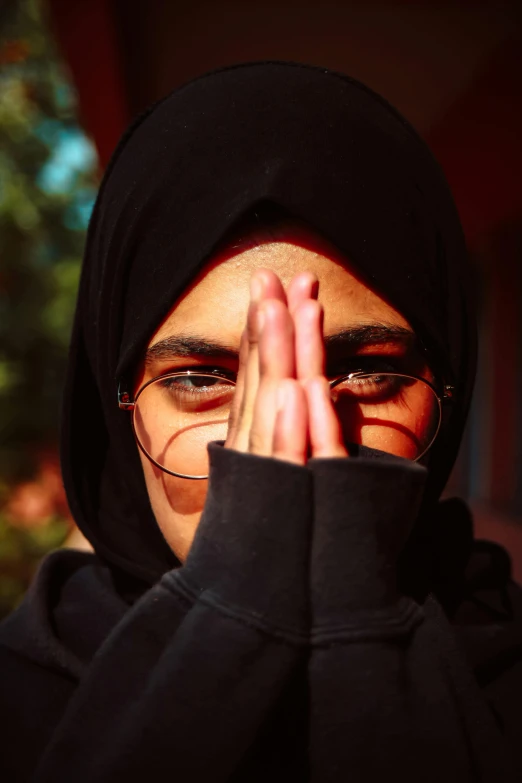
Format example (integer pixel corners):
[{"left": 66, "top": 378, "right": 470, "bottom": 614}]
[
  {"left": 331, "top": 372, "right": 416, "bottom": 405},
  {"left": 150, "top": 372, "right": 236, "bottom": 414},
  {"left": 345, "top": 373, "right": 402, "bottom": 397},
  {"left": 160, "top": 375, "right": 226, "bottom": 392},
  {"left": 157, "top": 374, "right": 235, "bottom": 404}
]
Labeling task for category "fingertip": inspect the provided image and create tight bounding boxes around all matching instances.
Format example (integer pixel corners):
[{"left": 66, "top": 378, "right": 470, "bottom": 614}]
[
  {"left": 257, "top": 268, "right": 287, "bottom": 303},
  {"left": 304, "top": 375, "right": 331, "bottom": 399},
  {"left": 288, "top": 272, "right": 319, "bottom": 311},
  {"left": 255, "top": 297, "right": 288, "bottom": 339}
]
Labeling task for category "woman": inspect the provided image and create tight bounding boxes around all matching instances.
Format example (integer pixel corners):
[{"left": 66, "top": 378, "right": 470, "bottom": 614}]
[{"left": 1, "top": 61, "right": 521, "bottom": 782}]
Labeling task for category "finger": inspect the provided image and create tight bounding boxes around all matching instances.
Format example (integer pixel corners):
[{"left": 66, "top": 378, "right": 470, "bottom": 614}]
[
  {"left": 226, "top": 269, "right": 288, "bottom": 452},
  {"left": 231, "top": 297, "right": 261, "bottom": 451},
  {"left": 247, "top": 380, "right": 279, "bottom": 456},
  {"left": 294, "top": 299, "right": 325, "bottom": 381},
  {"left": 287, "top": 272, "right": 319, "bottom": 316},
  {"left": 258, "top": 299, "right": 295, "bottom": 380},
  {"left": 225, "top": 327, "right": 249, "bottom": 449},
  {"left": 305, "top": 376, "right": 348, "bottom": 459},
  {"left": 226, "top": 272, "right": 267, "bottom": 451},
  {"left": 272, "top": 379, "right": 308, "bottom": 465},
  {"left": 248, "top": 299, "right": 296, "bottom": 455},
  {"left": 255, "top": 267, "right": 288, "bottom": 305}
]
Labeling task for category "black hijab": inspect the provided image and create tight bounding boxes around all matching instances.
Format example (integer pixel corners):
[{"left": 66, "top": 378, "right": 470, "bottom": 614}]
[{"left": 61, "top": 61, "right": 477, "bottom": 590}]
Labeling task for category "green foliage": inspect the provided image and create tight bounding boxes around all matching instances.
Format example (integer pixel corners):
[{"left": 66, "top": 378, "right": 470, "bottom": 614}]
[
  {"left": 0, "top": 0, "right": 98, "bottom": 616},
  {"left": 0, "top": 0, "right": 99, "bottom": 482}
]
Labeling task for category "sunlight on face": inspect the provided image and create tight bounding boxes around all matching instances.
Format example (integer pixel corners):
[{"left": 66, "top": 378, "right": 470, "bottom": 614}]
[{"left": 132, "top": 224, "right": 433, "bottom": 562}]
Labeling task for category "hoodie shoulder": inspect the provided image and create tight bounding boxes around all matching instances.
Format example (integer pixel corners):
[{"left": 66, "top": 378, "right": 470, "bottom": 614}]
[
  {"left": 0, "top": 548, "right": 128, "bottom": 676},
  {"left": 0, "top": 550, "right": 94, "bottom": 780}
]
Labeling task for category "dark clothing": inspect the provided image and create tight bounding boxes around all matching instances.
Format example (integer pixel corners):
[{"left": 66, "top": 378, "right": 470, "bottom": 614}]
[
  {"left": 1, "top": 446, "right": 521, "bottom": 781},
  {"left": 62, "top": 62, "right": 475, "bottom": 587},
  {"left": 3, "top": 62, "right": 519, "bottom": 781}
]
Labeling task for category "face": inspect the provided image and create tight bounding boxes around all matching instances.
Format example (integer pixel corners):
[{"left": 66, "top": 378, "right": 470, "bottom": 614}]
[{"left": 133, "top": 224, "right": 434, "bottom": 562}]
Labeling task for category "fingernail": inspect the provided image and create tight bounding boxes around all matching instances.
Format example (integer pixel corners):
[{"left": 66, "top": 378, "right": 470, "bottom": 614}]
[{"left": 250, "top": 275, "right": 263, "bottom": 302}]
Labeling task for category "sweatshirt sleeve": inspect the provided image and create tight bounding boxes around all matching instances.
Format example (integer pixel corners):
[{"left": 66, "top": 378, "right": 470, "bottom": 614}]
[
  {"left": 307, "top": 455, "right": 518, "bottom": 782},
  {"left": 33, "top": 443, "right": 312, "bottom": 783}
]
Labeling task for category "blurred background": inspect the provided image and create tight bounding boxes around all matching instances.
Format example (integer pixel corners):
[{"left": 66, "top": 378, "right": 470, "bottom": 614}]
[{"left": 0, "top": 0, "right": 521, "bottom": 617}]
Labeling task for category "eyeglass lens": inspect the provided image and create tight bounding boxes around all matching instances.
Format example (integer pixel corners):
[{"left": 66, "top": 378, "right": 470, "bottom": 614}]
[{"left": 132, "top": 372, "right": 440, "bottom": 478}]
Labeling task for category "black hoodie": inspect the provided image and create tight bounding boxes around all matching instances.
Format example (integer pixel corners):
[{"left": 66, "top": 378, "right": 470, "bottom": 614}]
[{"left": 1, "top": 62, "right": 521, "bottom": 782}]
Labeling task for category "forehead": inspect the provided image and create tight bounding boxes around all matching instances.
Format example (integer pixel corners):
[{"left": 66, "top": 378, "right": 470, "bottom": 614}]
[{"left": 150, "top": 232, "right": 410, "bottom": 345}]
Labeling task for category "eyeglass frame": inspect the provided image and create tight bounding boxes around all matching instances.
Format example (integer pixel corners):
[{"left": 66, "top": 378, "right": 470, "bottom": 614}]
[{"left": 118, "top": 369, "right": 455, "bottom": 480}]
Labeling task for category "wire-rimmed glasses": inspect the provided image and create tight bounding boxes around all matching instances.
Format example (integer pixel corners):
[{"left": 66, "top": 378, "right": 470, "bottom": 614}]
[{"left": 119, "top": 369, "right": 454, "bottom": 479}]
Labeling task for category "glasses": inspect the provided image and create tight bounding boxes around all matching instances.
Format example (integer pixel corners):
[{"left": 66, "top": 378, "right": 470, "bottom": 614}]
[{"left": 119, "top": 369, "right": 454, "bottom": 480}]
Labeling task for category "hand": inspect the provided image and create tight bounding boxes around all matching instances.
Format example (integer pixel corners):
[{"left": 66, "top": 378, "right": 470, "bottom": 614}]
[{"left": 225, "top": 269, "right": 347, "bottom": 464}]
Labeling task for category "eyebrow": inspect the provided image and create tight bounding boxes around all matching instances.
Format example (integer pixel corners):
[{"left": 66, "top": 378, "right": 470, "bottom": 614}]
[
  {"left": 324, "top": 324, "right": 416, "bottom": 350},
  {"left": 144, "top": 324, "right": 417, "bottom": 365}
]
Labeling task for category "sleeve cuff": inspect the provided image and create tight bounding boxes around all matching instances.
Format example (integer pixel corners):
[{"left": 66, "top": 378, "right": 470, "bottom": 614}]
[
  {"left": 179, "top": 443, "right": 312, "bottom": 635},
  {"left": 309, "top": 454, "right": 427, "bottom": 625}
]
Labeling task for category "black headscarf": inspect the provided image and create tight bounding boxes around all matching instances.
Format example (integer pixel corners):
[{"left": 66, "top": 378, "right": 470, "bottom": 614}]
[{"left": 61, "top": 61, "right": 476, "bottom": 590}]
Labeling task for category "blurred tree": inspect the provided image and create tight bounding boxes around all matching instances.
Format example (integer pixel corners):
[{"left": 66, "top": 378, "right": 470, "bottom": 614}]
[
  {"left": 0, "top": 0, "right": 98, "bottom": 483},
  {"left": 0, "top": 0, "right": 99, "bottom": 615}
]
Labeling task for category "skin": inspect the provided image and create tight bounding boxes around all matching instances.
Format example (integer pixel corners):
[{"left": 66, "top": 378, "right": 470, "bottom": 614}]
[{"left": 133, "top": 224, "right": 433, "bottom": 562}]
